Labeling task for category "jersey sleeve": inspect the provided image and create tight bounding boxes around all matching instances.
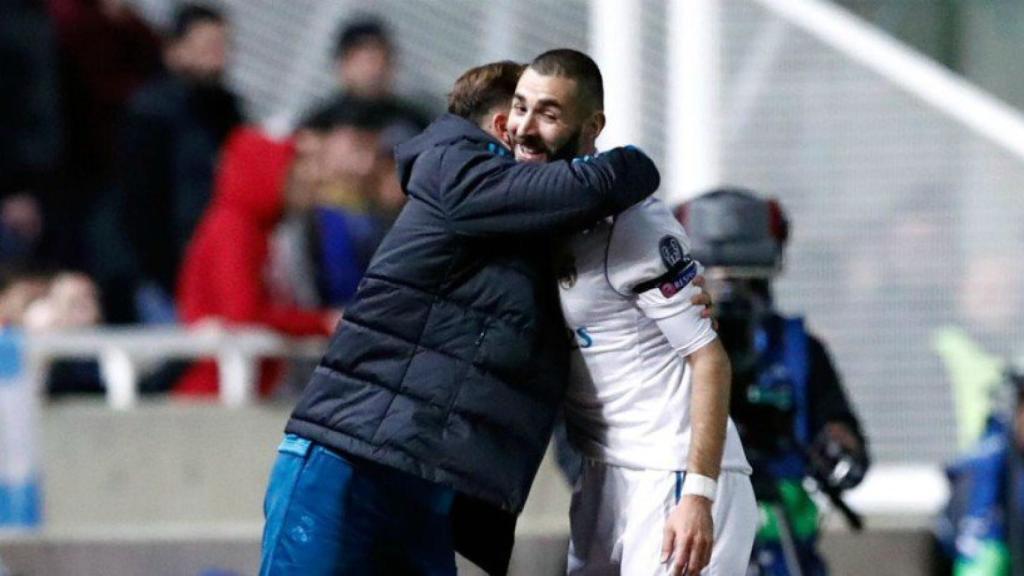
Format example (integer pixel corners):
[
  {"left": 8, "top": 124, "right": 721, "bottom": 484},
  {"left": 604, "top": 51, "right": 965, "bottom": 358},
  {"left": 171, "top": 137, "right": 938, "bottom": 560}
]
[
  {"left": 607, "top": 198, "right": 717, "bottom": 356},
  {"left": 637, "top": 282, "right": 717, "bottom": 357}
]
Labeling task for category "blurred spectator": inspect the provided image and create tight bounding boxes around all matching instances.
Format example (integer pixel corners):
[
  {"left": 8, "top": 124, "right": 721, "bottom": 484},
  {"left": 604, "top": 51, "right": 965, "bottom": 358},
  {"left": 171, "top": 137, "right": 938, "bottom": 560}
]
[
  {"left": 0, "top": 0, "right": 62, "bottom": 263},
  {"left": 311, "top": 100, "right": 390, "bottom": 305},
  {"left": 264, "top": 106, "right": 391, "bottom": 395},
  {"left": 0, "top": 269, "right": 51, "bottom": 328},
  {"left": 265, "top": 116, "right": 336, "bottom": 397},
  {"left": 267, "top": 100, "right": 388, "bottom": 315},
  {"left": 936, "top": 363, "right": 1024, "bottom": 575},
  {"left": 930, "top": 255, "right": 1023, "bottom": 574},
  {"left": 110, "top": 3, "right": 241, "bottom": 323},
  {"left": 956, "top": 255, "right": 1023, "bottom": 352},
  {"left": 47, "top": 0, "right": 160, "bottom": 182},
  {"left": 47, "top": 0, "right": 161, "bottom": 266},
  {"left": 175, "top": 127, "right": 339, "bottom": 398},
  {"left": 33, "top": 272, "right": 105, "bottom": 396},
  {"left": 267, "top": 119, "right": 327, "bottom": 314},
  {"left": 23, "top": 272, "right": 101, "bottom": 332},
  {"left": 307, "top": 16, "right": 430, "bottom": 141},
  {"left": 317, "top": 99, "right": 382, "bottom": 211},
  {"left": 935, "top": 255, "right": 1024, "bottom": 451},
  {"left": 0, "top": 192, "right": 45, "bottom": 267},
  {"left": 0, "top": 190, "right": 49, "bottom": 335},
  {"left": 0, "top": 0, "right": 62, "bottom": 186},
  {"left": 0, "top": 267, "right": 104, "bottom": 395}
]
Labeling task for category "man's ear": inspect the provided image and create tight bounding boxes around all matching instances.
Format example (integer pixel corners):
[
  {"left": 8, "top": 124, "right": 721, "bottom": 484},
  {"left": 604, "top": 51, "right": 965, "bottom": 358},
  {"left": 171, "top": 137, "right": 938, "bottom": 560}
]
[
  {"left": 491, "top": 111, "right": 511, "bottom": 145},
  {"left": 586, "top": 111, "right": 606, "bottom": 142}
]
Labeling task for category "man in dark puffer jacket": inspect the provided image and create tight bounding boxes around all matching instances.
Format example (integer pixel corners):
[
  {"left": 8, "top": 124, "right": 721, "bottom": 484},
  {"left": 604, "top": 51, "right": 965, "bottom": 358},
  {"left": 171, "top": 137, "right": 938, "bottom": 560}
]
[{"left": 260, "top": 60, "right": 677, "bottom": 575}]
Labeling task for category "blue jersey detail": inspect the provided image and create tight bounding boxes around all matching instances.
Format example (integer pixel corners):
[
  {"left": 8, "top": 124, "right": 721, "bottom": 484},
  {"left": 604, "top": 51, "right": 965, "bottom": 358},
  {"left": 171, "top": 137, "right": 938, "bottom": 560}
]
[{"left": 575, "top": 327, "right": 594, "bottom": 349}]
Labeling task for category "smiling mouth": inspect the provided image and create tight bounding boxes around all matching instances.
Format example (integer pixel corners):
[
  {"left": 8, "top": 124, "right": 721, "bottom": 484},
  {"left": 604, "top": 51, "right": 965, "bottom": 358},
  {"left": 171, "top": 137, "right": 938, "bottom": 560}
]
[{"left": 515, "top": 143, "right": 548, "bottom": 162}]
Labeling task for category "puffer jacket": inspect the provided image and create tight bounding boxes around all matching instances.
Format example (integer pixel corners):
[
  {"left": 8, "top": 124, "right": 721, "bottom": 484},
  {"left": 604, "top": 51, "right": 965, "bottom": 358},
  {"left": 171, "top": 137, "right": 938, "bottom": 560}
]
[{"left": 285, "top": 113, "right": 659, "bottom": 568}]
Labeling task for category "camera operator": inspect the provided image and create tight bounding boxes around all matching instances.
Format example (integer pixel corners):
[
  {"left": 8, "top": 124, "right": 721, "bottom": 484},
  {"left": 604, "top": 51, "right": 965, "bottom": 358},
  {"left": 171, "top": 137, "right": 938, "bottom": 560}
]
[{"left": 678, "top": 188, "right": 871, "bottom": 575}]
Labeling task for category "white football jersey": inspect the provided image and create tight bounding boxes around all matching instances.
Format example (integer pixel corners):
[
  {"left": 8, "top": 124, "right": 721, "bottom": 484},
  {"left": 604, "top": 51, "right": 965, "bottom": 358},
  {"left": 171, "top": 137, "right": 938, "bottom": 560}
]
[{"left": 557, "top": 198, "right": 751, "bottom": 473}]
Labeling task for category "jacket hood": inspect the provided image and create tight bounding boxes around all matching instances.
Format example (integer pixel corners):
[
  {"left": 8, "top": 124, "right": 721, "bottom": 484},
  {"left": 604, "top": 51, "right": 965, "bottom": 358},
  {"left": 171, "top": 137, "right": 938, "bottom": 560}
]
[
  {"left": 393, "top": 113, "right": 509, "bottom": 192},
  {"left": 212, "top": 126, "right": 295, "bottom": 226}
]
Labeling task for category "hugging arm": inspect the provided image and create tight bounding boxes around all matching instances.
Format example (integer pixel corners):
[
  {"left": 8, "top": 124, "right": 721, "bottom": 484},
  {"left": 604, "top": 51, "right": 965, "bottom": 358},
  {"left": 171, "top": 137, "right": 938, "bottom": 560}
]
[{"left": 439, "top": 145, "right": 659, "bottom": 236}]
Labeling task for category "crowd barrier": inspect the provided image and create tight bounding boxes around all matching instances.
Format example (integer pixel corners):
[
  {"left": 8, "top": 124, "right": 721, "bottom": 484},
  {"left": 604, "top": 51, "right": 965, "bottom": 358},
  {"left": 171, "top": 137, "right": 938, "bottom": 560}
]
[
  {"left": 26, "top": 327, "right": 326, "bottom": 409},
  {"left": 16, "top": 328, "right": 950, "bottom": 527}
]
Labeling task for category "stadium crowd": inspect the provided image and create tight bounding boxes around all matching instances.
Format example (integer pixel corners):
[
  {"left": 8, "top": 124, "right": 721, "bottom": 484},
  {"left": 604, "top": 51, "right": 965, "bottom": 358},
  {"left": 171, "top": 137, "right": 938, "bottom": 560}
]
[{"left": 0, "top": 1, "right": 429, "bottom": 397}]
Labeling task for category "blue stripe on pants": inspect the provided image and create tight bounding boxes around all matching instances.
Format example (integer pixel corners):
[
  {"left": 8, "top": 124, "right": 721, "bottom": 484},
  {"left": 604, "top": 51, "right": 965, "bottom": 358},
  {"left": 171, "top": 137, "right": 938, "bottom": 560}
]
[
  {"left": 674, "top": 471, "right": 686, "bottom": 504},
  {"left": 259, "top": 435, "right": 457, "bottom": 576}
]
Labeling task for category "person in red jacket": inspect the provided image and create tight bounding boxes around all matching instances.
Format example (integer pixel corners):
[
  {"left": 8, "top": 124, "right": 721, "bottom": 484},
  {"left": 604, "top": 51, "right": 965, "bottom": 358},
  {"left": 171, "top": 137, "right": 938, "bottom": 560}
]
[{"left": 175, "top": 126, "right": 339, "bottom": 397}]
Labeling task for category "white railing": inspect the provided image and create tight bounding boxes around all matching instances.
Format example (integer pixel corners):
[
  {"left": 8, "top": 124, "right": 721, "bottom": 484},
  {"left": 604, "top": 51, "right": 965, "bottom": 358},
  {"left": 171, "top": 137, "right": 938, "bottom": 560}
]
[
  {"left": 841, "top": 463, "right": 947, "bottom": 526},
  {"left": 26, "top": 328, "right": 327, "bottom": 410},
  {"left": 25, "top": 327, "right": 953, "bottom": 524}
]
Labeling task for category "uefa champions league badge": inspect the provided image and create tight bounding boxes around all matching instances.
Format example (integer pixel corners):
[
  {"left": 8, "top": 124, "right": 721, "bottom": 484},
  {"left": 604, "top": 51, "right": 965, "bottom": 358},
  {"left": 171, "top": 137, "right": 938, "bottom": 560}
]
[
  {"left": 658, "top": 236, "right": 697, "bottom": 298},
  {"left": 659, "top": 236, "right": 687, "bottom": 269}
]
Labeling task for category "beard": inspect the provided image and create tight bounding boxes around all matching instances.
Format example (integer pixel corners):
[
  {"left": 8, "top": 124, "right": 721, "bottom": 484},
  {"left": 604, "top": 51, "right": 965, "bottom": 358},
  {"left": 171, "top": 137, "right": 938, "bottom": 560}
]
[
  {"left": 549, "top": 127, "right": 584, "bottom": 162},
  {"left": 514, "top": 127, "right": 584, "bottom": 163}
]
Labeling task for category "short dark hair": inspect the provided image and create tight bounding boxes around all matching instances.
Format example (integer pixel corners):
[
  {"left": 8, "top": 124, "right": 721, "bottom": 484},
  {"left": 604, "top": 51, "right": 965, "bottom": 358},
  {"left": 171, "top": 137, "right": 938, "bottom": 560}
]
[
  {"left": 448, "top": 61, "right": 525, "bottom": 123},
  {"left": 528, "top": 49, "right": 604, "bottom": 111},
  {"left": 170, "top": 3, "right": 224, "bottom": 40},
  {"left": 334, "top": 17, "right": 391, "bottom": 59}
]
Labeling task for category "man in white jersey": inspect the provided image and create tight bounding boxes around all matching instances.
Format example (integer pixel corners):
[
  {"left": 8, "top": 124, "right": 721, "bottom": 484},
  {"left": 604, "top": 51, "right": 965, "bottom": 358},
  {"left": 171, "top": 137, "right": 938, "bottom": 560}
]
[{"left": 507, "top": 49, "right": 756, "bottom": 575}]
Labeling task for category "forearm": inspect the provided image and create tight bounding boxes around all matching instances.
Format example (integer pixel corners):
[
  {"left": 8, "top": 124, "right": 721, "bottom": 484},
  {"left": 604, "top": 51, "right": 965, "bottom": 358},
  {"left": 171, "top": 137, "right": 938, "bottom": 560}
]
[
  {"left": 687, "top": 339, "right": 731, "bottom": 479},
  {"left": 444, "top": 146, "right": 659, "bottom": 236}
]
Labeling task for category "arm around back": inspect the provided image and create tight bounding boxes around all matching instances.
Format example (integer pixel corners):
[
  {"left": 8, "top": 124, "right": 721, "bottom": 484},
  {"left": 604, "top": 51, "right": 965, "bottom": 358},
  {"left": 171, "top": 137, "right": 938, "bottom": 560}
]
[{"left": 438, "top": 144, "right": 660, "bottom": 237}]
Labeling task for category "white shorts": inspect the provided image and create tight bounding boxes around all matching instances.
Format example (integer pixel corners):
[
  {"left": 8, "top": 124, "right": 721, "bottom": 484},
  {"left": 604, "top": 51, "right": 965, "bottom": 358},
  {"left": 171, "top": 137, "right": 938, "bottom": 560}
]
[{"left": 567, "top": 460, "right": 757, "bottom": 576}]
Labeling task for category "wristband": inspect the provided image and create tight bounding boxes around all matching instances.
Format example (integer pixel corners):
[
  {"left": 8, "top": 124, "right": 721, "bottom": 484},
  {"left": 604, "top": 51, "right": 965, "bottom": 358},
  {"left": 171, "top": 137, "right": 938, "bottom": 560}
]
[{"left": 681, "top": 473, "right": 717, "bottom": 501}]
